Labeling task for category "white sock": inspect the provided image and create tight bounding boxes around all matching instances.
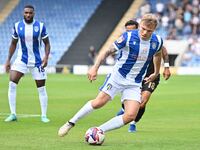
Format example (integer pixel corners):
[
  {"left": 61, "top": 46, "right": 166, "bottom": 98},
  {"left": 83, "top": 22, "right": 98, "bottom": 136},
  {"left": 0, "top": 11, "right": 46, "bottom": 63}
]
[
  {"left": 130, "top": 120, "right": 136, "bottom": 125},
  {"left": 8, "top": 81, "right": 17, "bottom": 115},
  {"left": 99, "top": 115, "right": 124, "bottom": 132},
  {"left": 69, "top": 101, "right": 94, "bottom": 124},
  {"left": 38, "top": 86, "right": 48, "bottom": 117}
]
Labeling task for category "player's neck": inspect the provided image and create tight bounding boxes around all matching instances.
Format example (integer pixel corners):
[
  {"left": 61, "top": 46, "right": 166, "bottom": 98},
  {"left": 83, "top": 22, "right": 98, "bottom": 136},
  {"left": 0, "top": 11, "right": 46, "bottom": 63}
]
[{"left": 23, "top": 19, "right": 34, "bottom": 24}]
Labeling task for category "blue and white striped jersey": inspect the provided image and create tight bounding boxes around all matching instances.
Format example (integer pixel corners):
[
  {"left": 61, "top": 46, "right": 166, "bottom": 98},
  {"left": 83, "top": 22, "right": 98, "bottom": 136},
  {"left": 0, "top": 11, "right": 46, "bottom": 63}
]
[
  {"left": 112, "top": 29, "right": 163, "bottom": 86},
  {"left": 12, "top": 20, "right": 48, "bottom": 67}
]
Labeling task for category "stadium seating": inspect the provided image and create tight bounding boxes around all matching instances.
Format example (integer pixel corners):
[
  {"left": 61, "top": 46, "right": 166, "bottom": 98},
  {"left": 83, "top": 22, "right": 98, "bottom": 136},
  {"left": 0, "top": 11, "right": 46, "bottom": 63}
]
[
  {"left": 138, "top": 0, "right": 200, "bottom": 67},
  {"left": 0, "top": 0, "right": 102, "bottom": 65}
]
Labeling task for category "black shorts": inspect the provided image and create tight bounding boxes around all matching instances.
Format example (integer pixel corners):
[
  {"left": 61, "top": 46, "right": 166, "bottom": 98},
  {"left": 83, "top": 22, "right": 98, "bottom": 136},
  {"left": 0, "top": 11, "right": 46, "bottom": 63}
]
[{"left": 141, "top": 77, "right": 159, "bottom": 93}]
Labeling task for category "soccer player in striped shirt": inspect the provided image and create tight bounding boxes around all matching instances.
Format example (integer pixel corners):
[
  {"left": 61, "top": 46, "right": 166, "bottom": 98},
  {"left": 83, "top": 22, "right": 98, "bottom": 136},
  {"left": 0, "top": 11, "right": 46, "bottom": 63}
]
[
  {"left": 58, "top": 13, "right": 163, "bottom": 137},
  {"left": 116, "top": 19, "right": 171, "bottom": 132},
  {"left": 4, "top": 5, "right": 51, "bottom": 123}
]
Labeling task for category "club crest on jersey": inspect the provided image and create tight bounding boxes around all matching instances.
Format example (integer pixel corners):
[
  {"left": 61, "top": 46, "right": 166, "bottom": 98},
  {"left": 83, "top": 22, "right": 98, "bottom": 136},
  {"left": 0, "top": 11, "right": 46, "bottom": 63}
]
[
  {"left": 106, "top": 83, "right": 112, "bottom": 90},
  {"left": 34, "top": 26, "right": 39, "bottom": 32},
  {"left": 117, "top": 36, "right": 124, "bottom": 44},
  {"left": 152, "top": 42, "right": 157, "bottom": 49}
]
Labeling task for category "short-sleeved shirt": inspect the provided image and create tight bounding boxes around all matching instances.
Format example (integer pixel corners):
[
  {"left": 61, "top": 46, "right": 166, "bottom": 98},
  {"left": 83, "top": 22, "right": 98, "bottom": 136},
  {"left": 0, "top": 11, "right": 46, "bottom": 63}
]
[
  {"left": 12, "top": 20, "right": 48, "bottom": 67},
  {"left": 112, "top": 29, "right": 163, "bottom": 86}
]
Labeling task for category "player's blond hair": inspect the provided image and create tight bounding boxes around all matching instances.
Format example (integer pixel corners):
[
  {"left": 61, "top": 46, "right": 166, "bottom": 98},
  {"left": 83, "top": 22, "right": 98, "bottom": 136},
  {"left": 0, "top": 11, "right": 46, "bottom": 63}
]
[{"left": 140, "top": 13, "right": 159, "bottom": 28}]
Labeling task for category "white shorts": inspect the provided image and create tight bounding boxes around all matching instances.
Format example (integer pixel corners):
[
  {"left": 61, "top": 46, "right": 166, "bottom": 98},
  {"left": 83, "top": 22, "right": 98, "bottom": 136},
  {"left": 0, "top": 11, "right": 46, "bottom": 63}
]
[
  {"left": 11, "top": 60, "right": 47, "bottom": 80},
  {"left": 100, "top": 74, "right": 141, "bottom": 103}
]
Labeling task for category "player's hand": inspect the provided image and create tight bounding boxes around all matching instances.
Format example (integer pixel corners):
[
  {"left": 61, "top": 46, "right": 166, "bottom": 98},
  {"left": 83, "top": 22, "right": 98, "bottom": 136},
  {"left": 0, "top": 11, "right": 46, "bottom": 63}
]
[
  {"left": 42, "top": 56, "right": 48, "bottom": 68},
  {"left": 144, "top": 73, "right": 158, "bottom": 84},
  {"left": 5, "top": 60, "right": 11, "bottom": 73},
  {"left": 87, "top": 66, "right": 98, "bottom": 82},
  {"left": 163, "top": 67, "right": 171, "bottom": 80}
]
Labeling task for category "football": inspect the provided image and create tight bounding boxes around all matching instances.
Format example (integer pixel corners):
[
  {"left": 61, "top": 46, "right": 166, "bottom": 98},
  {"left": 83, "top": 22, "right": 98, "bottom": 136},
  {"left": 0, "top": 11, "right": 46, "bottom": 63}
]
[{"left": 85, "top": 127, "right": 105, "bottom": 145}]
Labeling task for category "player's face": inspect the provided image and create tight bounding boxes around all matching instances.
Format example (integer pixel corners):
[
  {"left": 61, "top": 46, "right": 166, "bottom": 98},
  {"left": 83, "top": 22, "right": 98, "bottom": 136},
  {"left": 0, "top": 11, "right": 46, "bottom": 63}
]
[
  {"left": 125, "top": 25, "right": 137, "bottom": 31},
  {"left": 139, "top": 21, "right": 156, "bottom": 41},
  {"left": 24, "top": 8, "right": 34, "bottom": 24}
]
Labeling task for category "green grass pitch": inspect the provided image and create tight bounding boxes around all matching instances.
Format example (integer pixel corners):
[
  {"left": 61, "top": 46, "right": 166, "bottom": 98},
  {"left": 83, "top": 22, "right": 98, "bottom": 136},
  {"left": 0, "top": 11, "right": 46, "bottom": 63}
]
[{"left": 0, "top": 74, "right": 200, "bottom": 150}]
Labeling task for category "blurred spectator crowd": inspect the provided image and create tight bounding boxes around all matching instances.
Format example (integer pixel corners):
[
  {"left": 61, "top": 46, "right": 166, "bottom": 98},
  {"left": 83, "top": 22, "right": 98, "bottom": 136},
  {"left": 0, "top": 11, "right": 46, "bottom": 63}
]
[
  {"left": 181, "top": 37, "right": 200, "bottom": 66},
  {"left": 139, "top": 0, "right": 199, "bottom": 39},
  {"left": 138, "top": 0, "right": 200, "bottom": 67},
  {"left": 87, "top": 0, "right": 200, "bottom": 67}
]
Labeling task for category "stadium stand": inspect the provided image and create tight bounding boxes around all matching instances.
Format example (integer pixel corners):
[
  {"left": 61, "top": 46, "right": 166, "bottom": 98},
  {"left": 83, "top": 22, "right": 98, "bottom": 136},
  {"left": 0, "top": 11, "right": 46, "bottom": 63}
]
[
  {"left": 137, "top": 0, "right": 200, "bottom": 67},
  {"left": 0, "top": 0, "right": 10, "bottom": 12},
  {"left": 181, "top": 37, "right": 200, "bottom": 67},
  {"left": 137, "top": 0, "right": 199, "bottom": 39},
  {"left": 0, "top": 0, "right": 102, "bottom": 66},
  {"left": 0, "top": 0, "right": 199, "bottom": 71},
  {"left": 58, "top": 0, "right": 134, "bottom": 65}
]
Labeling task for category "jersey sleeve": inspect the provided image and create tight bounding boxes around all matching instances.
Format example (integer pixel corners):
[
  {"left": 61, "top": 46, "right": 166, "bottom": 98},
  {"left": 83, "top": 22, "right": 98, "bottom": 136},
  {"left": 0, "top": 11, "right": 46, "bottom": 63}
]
[
  {"left": 12, "top": 24, "right": 18, "bottom": 39},
  {"left": 113, "top": 32, "right": 128, "bottom": 50},
  {"left": 41, "top": 24, "right": 48, "bottom": 39},
  {"left": 156, "top": 35, "right": 163, "bottom": 53}
]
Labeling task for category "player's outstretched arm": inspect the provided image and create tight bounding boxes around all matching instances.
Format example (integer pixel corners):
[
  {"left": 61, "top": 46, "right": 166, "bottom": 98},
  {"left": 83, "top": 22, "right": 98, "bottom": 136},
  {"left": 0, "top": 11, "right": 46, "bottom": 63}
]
[
  {"left": 162, "top": 46, "right": 171, "bottom": 80},
  {"left": 5, "top": 38, "right": 18, "bottom": 73},
  {"left": 87, "top": 45, "right": 116, "bottom": 82}
]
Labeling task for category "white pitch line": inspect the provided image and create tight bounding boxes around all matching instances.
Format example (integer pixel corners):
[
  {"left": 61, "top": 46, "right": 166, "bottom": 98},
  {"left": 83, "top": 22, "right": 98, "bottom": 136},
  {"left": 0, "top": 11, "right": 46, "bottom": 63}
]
[{"left": 0, "top": 113, "right": 40, "bottom": 118}]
